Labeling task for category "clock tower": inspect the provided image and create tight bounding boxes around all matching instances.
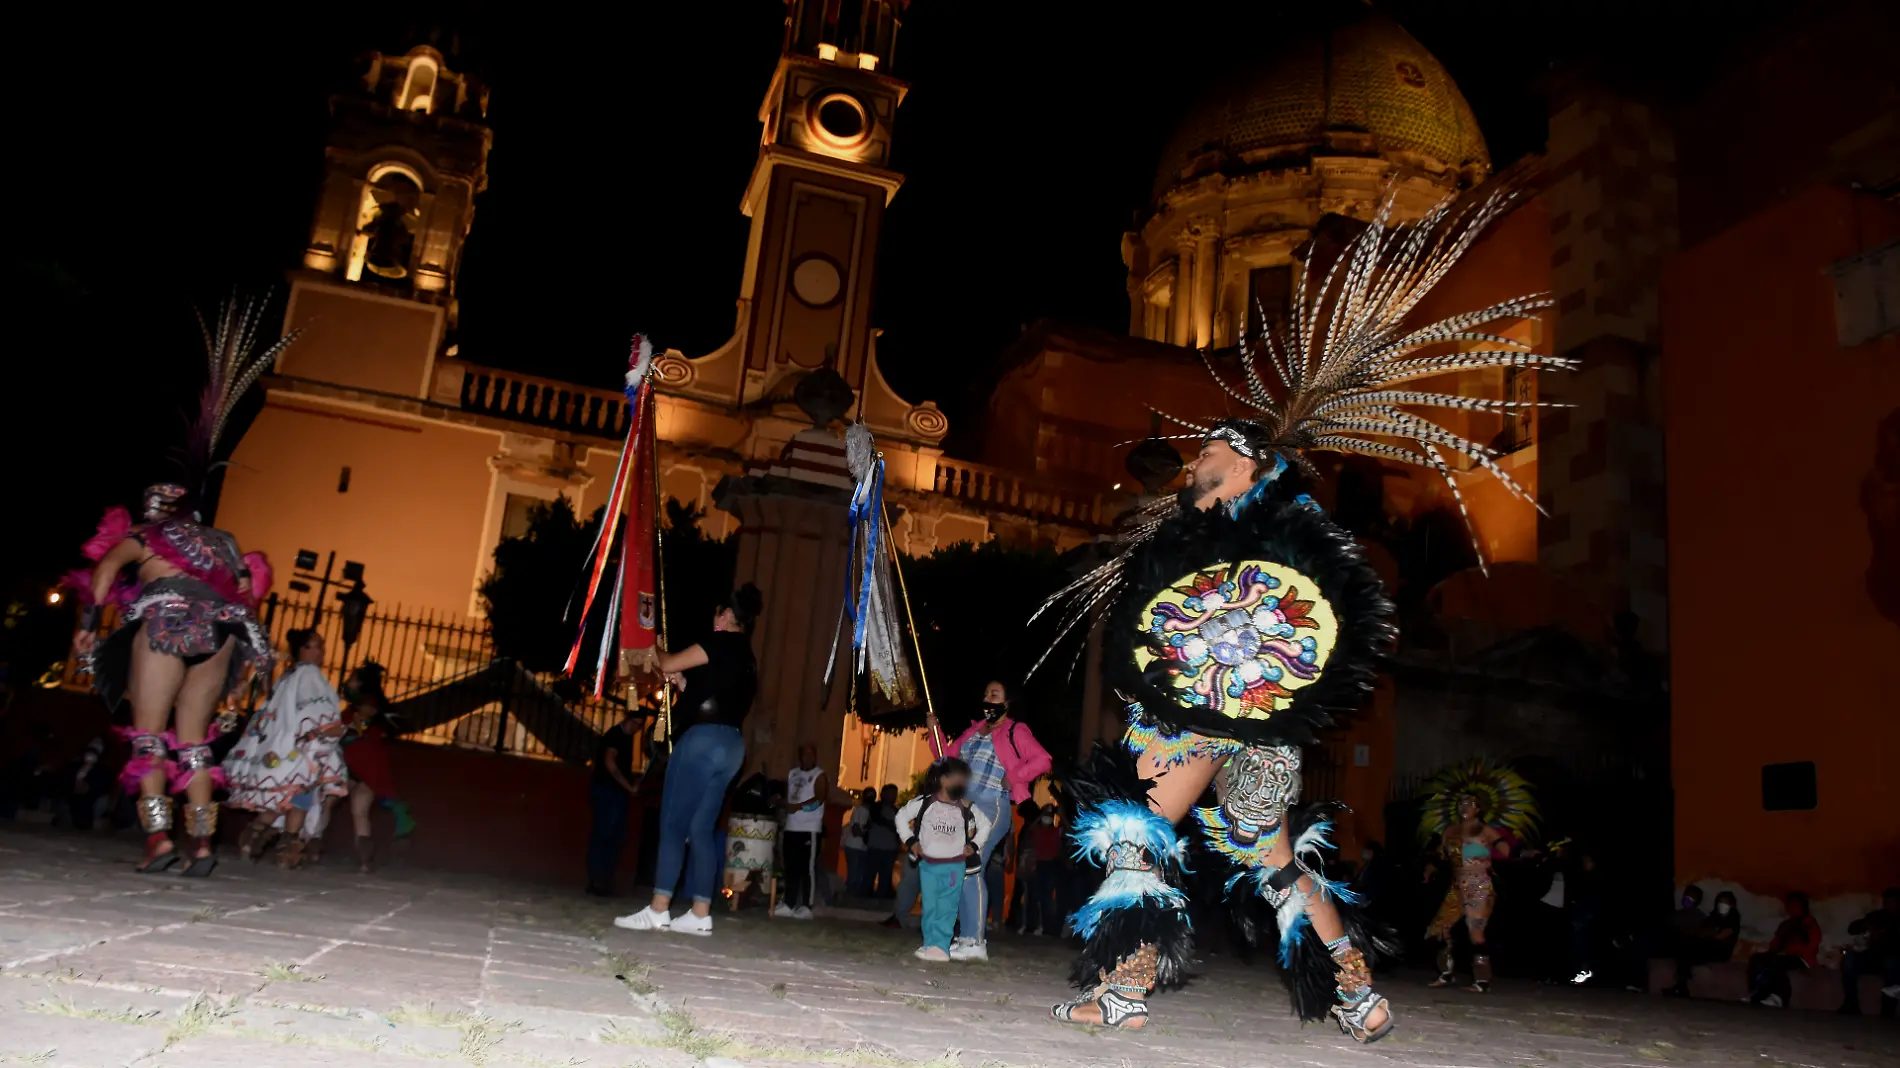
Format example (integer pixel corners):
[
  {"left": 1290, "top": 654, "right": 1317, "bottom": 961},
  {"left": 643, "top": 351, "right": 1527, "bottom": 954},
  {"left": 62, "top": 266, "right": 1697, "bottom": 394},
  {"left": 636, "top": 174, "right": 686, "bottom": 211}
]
[{"left": 737, "top": 0, "right": 909, "bottom": 401}]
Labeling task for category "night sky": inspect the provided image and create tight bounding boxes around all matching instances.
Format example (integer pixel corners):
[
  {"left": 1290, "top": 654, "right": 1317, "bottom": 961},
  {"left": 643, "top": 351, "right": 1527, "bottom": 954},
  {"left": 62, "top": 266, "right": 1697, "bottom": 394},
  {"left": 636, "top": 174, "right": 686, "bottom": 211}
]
[{"left": 2, "top": 1, "right": 1782, "bottom": 596}]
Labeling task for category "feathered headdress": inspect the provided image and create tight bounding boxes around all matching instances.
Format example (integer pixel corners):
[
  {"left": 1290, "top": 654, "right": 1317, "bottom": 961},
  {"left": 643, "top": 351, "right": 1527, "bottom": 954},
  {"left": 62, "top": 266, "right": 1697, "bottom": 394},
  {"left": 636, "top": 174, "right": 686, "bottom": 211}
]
[
  {"left": 1029, "top": 180, "right": 1568, "bottom": 677},
  {"left": 1148, "top": 182, "right": 1567, "bottom": 566},
  {"left": 1416, "top": 757, "right": 1539, "bottom": 845},
  {"left": 178, "top": 296, "right": 302, "bottom": 504}
]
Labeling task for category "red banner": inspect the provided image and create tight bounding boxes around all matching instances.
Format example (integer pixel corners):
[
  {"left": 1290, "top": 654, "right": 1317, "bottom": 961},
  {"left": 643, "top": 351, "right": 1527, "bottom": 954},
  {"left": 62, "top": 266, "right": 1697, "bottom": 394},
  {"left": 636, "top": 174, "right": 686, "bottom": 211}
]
[{"left": 618, "top": 386, "right": 659, "bottom": 653}]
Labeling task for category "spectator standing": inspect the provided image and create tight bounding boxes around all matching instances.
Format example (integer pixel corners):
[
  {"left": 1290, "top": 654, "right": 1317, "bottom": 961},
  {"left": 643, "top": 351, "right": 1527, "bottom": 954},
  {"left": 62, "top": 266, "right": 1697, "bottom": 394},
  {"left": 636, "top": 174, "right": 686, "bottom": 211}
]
[
  {"left": 585, "top": 707, "right": 647, "bottom": 896},
  {"left": 898, "top": 758, "right": 989, "bottom": 962},
  {"left": 1840, "top": 886, "right": 1900, "bottom": 1017},
  {"left": 778, "top": 744, "right": 827, "bottom": 919},
  {"left": 1026, "top": 802, "right": 1063, "bottom": 935},
  {"left": 843, "top": 787, "right": 875, "bottom": 897},
  {"left": 1747, "top": 891, "right": 1822, "bottom": 1008},
  {"left": 867, "top": 783, "right": 900, "bottom": 898},
  {"left": 924, "top": 680, "right": 1053, "bottom": 961}
]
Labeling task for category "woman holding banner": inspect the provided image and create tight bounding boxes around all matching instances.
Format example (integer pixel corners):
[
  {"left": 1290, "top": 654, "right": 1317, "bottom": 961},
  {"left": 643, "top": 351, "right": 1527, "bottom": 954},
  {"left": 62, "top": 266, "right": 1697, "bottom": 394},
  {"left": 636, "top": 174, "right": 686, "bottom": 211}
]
[{"left": 613, "top": 584, "right": 763, "bottom": 937}]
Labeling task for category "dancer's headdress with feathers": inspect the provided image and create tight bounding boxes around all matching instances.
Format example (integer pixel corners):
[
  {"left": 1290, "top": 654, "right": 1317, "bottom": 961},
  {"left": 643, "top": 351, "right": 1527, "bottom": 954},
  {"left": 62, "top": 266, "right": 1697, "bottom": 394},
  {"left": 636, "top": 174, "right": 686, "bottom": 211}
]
[
  {"left": 174, "top": 295, "right": 302, "bottom": 509},
  {"left": 1030, "top": 180, "right": 1570, "bottom": 676},
  {"left": 1416, "top": 757, "right": 1540, "bottom": 844}
]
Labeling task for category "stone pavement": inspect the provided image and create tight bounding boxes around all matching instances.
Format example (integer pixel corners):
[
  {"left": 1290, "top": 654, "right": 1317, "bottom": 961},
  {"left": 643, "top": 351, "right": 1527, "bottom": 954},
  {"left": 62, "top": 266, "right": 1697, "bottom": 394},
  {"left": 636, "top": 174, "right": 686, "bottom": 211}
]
[{"left": 2, "top": 826, "right": 1895, "bottom": 1068}]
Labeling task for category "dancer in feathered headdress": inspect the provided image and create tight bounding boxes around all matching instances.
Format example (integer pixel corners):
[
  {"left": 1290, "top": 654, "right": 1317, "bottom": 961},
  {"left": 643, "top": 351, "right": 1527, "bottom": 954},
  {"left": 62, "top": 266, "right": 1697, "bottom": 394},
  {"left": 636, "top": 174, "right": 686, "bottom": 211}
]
[
  {"left": 1041, "top": 182, "right": 1569, "bottom": 1043},
  {"left": 1417, "top": 758, "right": 1539, "bottom": 992},
  {"left": 68, "top": 296, "right": 294, "bottom": 877}
]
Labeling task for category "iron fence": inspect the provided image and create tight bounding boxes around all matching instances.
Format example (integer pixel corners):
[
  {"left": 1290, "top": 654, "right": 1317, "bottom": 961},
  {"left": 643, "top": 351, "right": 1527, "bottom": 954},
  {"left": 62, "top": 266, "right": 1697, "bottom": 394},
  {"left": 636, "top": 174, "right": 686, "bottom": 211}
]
[{"left": 245, "top": 594, "right": 631, "bottom": 768}]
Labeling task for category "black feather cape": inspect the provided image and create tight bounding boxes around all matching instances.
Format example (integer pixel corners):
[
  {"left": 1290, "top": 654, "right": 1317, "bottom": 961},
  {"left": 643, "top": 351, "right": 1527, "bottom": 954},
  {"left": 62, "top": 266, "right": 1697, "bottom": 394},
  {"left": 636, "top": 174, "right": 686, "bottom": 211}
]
[{"left": 1108, "top": 496, "right": 1395, "bottom": 747}]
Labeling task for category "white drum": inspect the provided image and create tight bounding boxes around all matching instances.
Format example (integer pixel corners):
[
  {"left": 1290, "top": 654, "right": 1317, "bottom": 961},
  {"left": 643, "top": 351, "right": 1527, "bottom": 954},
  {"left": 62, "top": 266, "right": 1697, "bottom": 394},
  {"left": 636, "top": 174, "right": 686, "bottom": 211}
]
[{"left": 725, "top": 815, "right": 777, "bottom": 872}]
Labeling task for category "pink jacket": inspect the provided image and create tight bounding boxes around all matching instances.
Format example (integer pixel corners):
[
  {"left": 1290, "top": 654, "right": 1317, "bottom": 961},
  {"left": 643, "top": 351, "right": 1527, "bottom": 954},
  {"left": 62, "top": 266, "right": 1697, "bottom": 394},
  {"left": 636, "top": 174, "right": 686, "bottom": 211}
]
[{"left": 946, "top": 716, "right": 1053, "bottom": 804}]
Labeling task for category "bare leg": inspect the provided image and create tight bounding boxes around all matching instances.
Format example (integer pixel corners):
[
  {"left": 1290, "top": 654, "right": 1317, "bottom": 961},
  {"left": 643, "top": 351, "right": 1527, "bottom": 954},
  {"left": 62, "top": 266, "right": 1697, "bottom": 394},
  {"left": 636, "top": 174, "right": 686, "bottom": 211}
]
[
  {"left": 1058, "top": 740, "right": 1222, "bottom": 1026},
  {"left": 127, "top": 629, "right": 186, "bottom": 861},
  {"left": 173, "top": 640, "right": 235, "bottom": 860},
  {"left": 351, "top": 782, "right": 376, "bottom": 872}
]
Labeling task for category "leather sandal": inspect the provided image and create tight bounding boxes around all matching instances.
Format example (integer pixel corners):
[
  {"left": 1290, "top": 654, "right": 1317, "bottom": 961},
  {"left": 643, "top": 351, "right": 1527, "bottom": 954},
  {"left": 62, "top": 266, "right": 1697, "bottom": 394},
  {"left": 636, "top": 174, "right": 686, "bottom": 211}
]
[
  {"left": 1332, "top": 994, "right": 1394, "bottom": 1043},
  {"left": 1050, "top": 989, "right": 1148, "bottom": 1029}
]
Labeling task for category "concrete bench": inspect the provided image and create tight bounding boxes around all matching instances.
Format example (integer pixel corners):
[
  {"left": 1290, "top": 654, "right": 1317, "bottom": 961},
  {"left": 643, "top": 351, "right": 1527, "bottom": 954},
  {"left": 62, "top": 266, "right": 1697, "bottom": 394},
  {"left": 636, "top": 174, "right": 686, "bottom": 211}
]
[{"left": 1646, "top": 957, "right": 1885, "bottom": 1012}]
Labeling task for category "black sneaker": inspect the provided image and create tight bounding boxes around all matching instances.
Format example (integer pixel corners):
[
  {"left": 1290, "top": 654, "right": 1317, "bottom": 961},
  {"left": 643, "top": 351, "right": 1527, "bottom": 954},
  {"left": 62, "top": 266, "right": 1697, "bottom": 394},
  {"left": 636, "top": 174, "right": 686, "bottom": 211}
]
[{"left": 880, "top": 916, "right": 900, "bottom": 929}]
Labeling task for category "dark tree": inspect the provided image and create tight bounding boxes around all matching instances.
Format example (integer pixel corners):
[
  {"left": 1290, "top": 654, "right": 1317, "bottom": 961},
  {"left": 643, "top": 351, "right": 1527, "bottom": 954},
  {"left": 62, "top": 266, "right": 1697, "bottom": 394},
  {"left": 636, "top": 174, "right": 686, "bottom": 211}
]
[
  {"left": 479, "top": 497, "right": 603, "bottom": 673},
  {"left": 657, "top": 499, "right": 738, "bottom": 652},
  {"left": 903, "top": 539, "right": 1086, "bottom": 762}
]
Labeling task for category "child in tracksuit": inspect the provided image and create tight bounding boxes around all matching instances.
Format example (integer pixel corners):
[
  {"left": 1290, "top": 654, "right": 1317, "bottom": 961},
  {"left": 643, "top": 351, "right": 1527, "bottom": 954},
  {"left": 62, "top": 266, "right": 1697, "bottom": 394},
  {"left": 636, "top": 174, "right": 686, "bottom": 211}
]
[{"left": 897, "top": 758, "right": 992, "bottom": 962}]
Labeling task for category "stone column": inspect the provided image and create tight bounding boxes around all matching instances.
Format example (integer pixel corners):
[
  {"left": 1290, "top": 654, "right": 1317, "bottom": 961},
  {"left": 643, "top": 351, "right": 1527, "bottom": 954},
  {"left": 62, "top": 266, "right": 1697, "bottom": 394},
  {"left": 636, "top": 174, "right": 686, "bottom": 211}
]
[
  {"left": 1191, "top": 217, "right": 1220, "bottom": 350},
  {"left": 1538, "top": 76, "right": 1679, "bottom": 651},
  {"left": 710, "top": 429, "right": 856, "bottom": 785},
  {"left": 1171, "top": 238, "right": 1195, "bottom": 348}
]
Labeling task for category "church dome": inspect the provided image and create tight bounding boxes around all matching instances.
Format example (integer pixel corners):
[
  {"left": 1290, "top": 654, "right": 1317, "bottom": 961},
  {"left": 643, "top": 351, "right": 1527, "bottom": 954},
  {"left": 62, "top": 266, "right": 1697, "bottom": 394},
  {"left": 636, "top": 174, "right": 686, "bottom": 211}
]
[{"left": 1154, "top": 8, "right": 1489, "bottom": 197}]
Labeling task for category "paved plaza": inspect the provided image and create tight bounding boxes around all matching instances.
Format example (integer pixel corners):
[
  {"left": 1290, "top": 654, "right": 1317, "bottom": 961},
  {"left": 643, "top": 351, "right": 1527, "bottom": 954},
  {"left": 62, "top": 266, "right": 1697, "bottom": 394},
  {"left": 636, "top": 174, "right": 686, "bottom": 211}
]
[{"left": 1, "top": 826, "right": 1894, "bottom": 1068}]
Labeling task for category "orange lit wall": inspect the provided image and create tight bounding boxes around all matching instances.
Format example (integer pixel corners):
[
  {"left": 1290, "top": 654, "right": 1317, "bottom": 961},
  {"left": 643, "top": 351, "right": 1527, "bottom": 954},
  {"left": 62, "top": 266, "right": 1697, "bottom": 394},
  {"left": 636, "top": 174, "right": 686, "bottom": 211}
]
[
  {"left": 221, "top": 403, "right": 621, "bottom": 619},
  {"left": 1664, "top": 184, "right": 1900, "bottom": 899}
]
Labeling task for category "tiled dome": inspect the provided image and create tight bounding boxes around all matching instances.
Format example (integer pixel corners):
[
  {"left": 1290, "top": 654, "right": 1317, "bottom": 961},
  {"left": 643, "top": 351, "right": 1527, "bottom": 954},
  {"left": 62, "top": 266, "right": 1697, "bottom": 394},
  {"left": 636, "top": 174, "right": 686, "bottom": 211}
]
[{"left": 1155, "top": 9, "right": 1489, "bottom": 197}]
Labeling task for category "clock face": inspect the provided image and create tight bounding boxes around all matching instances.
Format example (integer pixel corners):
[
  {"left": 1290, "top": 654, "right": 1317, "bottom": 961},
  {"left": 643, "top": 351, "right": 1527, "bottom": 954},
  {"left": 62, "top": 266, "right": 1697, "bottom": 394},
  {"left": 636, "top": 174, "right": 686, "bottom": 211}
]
[{"left": 791, "top": 255, "right": 843, "bottom": 307}]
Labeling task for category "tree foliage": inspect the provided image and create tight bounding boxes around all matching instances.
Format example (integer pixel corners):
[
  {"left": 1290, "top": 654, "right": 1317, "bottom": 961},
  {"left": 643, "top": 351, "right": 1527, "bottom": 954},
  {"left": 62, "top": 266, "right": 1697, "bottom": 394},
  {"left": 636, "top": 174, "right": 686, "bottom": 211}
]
[
  {"left": 902, "top": 538, "right": 1087, "bottom": 763},
  {"left": 478, "top": 496, "right": 738, "bottom": 681}
]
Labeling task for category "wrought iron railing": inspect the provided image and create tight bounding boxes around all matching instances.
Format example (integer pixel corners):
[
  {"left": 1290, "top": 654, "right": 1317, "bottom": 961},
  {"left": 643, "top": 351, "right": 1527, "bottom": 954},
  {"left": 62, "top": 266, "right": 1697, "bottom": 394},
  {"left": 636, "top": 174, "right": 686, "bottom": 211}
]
[{"left": 241, "top": 595, "right": 631, "bottom": 768}]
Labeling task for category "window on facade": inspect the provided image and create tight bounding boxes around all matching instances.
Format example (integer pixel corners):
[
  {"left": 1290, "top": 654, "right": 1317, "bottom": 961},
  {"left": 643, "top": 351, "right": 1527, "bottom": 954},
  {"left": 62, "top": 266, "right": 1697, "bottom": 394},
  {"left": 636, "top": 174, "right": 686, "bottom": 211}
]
[
  {"left": 1830, "top": 239, "right": 1899, "bottom": 347},
  {"left": 399, "top": 58, "right": 438, "bottom": 113},
  {"left": 1761, "top": 761, "right": 1817, "bottom": 811},
  {"left": 501, "top": 493, "right": 541, "bottom": 541},
  {"left": 1502, "top": 366, "right": 1536, "bottom": 452}
]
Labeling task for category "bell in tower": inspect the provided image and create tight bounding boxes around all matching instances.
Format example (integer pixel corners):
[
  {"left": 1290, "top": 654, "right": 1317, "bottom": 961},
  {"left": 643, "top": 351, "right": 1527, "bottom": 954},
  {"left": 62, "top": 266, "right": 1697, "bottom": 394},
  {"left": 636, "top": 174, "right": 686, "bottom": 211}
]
[{"left": 280, "top": 45, "right": 493, "bottom": 398}]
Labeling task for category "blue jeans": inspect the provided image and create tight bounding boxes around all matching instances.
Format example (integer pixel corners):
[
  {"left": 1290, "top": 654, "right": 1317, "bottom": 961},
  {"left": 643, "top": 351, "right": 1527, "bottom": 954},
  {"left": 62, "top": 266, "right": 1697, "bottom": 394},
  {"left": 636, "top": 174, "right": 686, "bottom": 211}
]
[
  {"left": 844, "top": 847, "right": 868, "bottom": 897},
  {"left": 651, "top": 724, "right": 745, "bottom": 906},
  {"left": 919, "top": 860, "right": 964, "bottom": 952},
  {"left": 587, "top": 778, "right": 631, "bottom": 888},
  {"left": 894, "top": 851, "right": 921, "bottom": 928},
  {"left": 957, "top": 790, "right": 1010, "bottom": 944}
]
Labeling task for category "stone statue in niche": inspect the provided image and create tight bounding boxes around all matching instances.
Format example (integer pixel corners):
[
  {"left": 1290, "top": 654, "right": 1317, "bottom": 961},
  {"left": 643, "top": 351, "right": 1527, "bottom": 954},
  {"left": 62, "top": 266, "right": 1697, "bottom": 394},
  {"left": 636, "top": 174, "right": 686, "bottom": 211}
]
[{"left": 362, "top": 199, "right": 416, "bottom": 281}]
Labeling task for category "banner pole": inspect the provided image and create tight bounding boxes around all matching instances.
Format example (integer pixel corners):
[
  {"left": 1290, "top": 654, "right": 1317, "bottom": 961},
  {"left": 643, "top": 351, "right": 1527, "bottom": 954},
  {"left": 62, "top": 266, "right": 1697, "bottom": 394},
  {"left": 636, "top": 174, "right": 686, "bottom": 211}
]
[{"left": 880, "top": 501, "right": 941, "bottom": 758}]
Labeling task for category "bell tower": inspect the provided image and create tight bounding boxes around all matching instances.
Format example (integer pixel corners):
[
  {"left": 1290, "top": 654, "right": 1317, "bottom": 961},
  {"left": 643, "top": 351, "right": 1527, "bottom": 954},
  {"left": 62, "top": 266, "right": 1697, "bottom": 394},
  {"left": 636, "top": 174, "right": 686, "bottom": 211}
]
[
  {"left": 737, "top": 0, "right": 909, "bottom": 400},
  {"left": 281, "top": 46, "right": 492, "bottom": 398}
]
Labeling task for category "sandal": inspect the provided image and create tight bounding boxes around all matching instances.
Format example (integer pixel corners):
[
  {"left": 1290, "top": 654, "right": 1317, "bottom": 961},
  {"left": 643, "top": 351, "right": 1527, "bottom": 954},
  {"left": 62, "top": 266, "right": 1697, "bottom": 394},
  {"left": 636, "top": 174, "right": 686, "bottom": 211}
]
[
  {"left": 277, "top": 838, "right": 306, "bottom": 870},
  {"left": 1332, "top": 994, "right": 1394, "bottom": 1043},
  {"left": 1465, "top": 981, "right": 1490, "bottom": 994},
  {"left": 1427, "top": 973, "right": 1457, "bottom": 988},
  {"left": 240, "top": 819, "right": 280, "bottom": 863},
  {"left": 1050, "top": 989, "right": 1148, "bottom": 1029},
  {"left": 137, "top": 833, "right": 180, "bottom": 874}
]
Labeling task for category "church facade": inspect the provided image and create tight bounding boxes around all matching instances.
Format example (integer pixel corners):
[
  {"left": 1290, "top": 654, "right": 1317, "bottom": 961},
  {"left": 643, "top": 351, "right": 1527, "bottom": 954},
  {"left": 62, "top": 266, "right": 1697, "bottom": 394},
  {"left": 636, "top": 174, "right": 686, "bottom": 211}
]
[{"left": 212, "top": 1, "right": 1898, "bottom": 906}]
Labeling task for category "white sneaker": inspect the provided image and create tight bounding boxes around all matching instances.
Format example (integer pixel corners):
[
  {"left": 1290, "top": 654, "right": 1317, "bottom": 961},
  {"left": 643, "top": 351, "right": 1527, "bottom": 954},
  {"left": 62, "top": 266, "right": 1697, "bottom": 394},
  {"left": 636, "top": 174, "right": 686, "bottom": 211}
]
[
  {"left": 773, "top": 903, "right": 795, "bottom": 918},
  {"left": 613, "top": 907, "right": 670, "bottom": 932},
  {"left": 1883, "top": 983, "right": 1900, "bottom": 999},
  {"left": 914, "top": 945, "right": 950, "bottom": 961},
  {"left": 949, "top": 939, "right": 989, "bottom": 961},
  {"left": 1761, "top": 993, "right": 1783, "bottom": 1008},
  {"left": 792, "top": 906, "right": 813, "bottom": 920},
  {"left": 670, "top": 912, "right": 713, "bottom": 937},
  {"left": 1569, "top": 969, "right": 1593, "bottom": 985}
]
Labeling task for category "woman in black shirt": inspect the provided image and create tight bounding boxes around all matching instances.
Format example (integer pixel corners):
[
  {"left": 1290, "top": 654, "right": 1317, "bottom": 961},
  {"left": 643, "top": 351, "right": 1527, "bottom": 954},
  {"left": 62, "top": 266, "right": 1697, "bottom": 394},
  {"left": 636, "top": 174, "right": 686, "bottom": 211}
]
[{"left": 613, "top": 584, "right": 762, "bottom": 937}]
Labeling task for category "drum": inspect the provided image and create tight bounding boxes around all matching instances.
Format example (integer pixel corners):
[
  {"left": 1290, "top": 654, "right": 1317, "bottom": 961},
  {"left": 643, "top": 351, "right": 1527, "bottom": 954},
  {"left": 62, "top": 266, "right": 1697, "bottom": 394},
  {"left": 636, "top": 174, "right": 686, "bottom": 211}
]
[{"left": 725, "top": 815, "right": 777, "bottom": 872}]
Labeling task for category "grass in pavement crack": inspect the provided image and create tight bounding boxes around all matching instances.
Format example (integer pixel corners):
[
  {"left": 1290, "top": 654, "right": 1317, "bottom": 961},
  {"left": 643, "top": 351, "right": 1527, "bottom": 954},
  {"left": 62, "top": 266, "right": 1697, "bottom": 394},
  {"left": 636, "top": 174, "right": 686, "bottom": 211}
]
[
  {"left": 259, "top": 961, "right": 323, "bottom": 983},
  {"left": 165, "top": 994, "right": 239, "bottom": 1046},
  {"left": 24, "top": 998, "right": 161, "bottom": 1025}
]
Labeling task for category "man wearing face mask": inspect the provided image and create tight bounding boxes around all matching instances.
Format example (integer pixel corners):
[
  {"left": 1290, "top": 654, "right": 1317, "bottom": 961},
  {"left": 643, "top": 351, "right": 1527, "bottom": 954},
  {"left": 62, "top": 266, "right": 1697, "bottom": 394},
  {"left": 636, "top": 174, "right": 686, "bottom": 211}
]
[{"left": 928, "top": 680, "right": 1053, "bottom": 960}]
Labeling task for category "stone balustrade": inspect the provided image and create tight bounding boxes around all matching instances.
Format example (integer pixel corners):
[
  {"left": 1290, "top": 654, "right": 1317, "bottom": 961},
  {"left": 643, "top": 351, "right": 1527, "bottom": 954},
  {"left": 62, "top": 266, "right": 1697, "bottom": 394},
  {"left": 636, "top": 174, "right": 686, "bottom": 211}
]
[
  {"left": 930, "top": 456, "right": 1116, "bottom": 528},
  {"left": 436, "top": 360, "right": 631, "bottom": 440}
]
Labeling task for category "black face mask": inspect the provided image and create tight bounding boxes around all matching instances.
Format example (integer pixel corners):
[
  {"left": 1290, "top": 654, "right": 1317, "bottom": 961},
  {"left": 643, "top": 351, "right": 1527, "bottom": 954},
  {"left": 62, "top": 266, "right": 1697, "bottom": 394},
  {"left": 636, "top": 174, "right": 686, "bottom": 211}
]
[
  {"left": 945, "top": 783, "right": 967, "bottom": 801},
  {"left": 980, "top": 701, "right": 1006, "bottom": 722}
]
